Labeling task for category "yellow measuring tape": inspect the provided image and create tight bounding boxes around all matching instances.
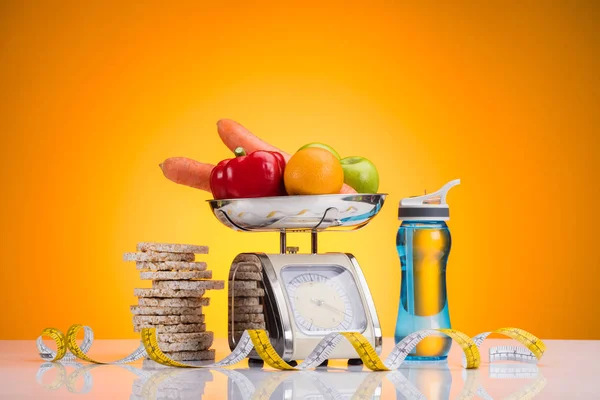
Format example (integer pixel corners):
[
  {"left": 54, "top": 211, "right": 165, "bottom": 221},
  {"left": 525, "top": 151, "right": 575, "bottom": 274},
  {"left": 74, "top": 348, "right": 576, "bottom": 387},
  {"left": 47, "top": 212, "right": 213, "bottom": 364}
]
[
  {"left": 39, "top": 328, "right": 67, "bottom": 362},
  {"left": 489, "top": 327, "right": 546, "bottom": 359},
  {"left": 38, "top": 324, "right": 545, "bottom": 371}
]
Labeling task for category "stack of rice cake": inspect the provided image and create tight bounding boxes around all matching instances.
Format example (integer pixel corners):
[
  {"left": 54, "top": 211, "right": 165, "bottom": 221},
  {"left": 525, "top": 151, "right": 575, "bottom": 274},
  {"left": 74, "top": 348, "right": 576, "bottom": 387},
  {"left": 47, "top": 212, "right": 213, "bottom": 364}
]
[
  {"left": 124, "top": 242, "right": 224, "bottom": 361},
  {"left": 228, "top": 254, "right": 266, "bottom": 345}
]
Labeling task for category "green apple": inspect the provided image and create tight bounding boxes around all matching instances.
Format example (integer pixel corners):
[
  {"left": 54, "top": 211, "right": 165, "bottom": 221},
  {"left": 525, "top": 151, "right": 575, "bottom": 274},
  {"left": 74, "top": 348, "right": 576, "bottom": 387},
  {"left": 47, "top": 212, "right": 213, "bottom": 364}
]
[
  {"left": 298, "top": 142, "right": 341, "bottom": 160},
  {"left": 340, "top": 156, "right": 379, "bottom": 193}
]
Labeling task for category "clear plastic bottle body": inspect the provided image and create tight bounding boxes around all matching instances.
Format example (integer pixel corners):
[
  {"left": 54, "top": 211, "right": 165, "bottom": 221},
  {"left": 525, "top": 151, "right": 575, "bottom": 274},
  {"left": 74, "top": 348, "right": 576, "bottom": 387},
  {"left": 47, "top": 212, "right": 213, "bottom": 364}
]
[{"left": 394, "top": 220, "right": 452, "bottom": 360}]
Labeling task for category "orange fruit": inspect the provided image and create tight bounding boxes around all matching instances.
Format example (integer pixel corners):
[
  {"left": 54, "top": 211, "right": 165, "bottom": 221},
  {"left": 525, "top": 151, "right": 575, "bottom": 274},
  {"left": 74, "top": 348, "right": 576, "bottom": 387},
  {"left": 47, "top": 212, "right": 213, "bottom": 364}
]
[{"left": 284, "top": 148, "right": 344, "bottom": 195}]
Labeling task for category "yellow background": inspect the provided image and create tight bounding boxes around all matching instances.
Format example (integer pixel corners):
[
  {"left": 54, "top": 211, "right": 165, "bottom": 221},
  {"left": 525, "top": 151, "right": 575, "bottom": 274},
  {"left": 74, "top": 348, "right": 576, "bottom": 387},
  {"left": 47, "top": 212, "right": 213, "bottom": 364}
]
[{"left": 1, "top": 1, "right": 598, "bottom": 340}]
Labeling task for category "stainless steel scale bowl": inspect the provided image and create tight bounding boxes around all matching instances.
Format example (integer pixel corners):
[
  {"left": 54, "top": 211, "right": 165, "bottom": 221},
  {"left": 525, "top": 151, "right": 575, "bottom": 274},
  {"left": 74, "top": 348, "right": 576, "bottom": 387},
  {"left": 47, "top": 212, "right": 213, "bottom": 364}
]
[{"left": 208, "top": 193, "right": 386, "bottom": 365}]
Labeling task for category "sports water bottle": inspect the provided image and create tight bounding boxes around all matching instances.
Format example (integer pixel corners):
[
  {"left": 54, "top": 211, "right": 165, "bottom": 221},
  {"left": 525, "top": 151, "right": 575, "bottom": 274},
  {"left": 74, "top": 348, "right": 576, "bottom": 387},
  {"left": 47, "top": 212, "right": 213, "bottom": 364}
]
[{"left": 395, "top": 179, "right": 460, "bottom": 361}]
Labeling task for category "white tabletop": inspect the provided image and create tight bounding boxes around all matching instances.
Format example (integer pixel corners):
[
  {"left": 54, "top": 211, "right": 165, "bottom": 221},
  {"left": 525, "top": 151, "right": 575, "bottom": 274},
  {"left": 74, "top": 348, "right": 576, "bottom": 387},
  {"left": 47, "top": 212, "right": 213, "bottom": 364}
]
[{"left": 1, "top": 337, "right": 597, "bottom": 399}]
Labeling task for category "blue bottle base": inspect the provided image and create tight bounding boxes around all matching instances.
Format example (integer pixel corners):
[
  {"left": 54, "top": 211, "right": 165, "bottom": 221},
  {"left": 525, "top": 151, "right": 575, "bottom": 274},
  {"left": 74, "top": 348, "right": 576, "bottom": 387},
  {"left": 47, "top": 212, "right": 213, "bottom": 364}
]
[
  {"left": 394, "top": 303, "right": 452, "bottom": 360},
  {"left": 404, "top": 355, "right": 448, "bottom": 362}
]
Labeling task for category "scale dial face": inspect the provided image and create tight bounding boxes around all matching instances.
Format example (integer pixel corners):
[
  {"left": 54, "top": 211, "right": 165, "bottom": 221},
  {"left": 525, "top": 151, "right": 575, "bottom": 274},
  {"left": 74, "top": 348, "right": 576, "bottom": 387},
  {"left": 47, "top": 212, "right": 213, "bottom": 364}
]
[{"left": 281, "top": 265, "right": 368, "bottom": 335}]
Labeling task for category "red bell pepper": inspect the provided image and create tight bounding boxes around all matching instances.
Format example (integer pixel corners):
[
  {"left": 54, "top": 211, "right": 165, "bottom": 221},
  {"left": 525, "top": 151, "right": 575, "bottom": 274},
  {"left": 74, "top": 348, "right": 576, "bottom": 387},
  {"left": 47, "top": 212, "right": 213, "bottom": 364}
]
[{"left": 210, "top": 147, "right": 286, "bottom": 199}]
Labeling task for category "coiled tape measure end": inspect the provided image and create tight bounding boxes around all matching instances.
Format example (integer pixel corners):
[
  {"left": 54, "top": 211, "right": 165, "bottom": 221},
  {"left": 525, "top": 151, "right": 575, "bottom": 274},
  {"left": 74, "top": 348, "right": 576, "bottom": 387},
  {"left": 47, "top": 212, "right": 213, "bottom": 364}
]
[
  {"left": 39, "top": 328, "right": 67, "bottom": 362},
  {"left": 37, "top": 324, "right": 544, "bottom": 371}
]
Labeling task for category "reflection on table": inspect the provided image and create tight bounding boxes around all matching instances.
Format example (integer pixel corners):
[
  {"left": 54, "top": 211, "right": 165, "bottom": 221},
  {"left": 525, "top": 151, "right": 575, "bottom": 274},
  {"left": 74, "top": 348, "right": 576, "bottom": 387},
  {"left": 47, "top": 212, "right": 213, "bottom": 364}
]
[{"left": 36, "top": 358, "right": 546, "bottom": 399}]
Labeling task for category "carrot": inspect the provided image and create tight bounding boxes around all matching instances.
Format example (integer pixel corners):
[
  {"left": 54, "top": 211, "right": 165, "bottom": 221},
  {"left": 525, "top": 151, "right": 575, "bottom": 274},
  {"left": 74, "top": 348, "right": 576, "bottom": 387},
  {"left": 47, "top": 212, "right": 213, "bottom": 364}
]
[
  {"left": 217, "top": 119, "right": 291, "bottom": 161},
  {"left": 216, "top": 119, "right": 357, "bottom": 194},
  {"left": 159, "top": 157, "right": 214, "bottom": 192}
]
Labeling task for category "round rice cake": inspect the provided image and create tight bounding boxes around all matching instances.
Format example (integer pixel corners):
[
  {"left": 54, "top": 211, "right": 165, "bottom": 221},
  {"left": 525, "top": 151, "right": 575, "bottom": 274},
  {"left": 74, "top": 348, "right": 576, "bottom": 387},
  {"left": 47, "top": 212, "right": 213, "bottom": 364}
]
[
  {"left": 158, "top": 342, "right": 212, "bottom": 353},
  {"left": 136, "top": 261, "right": 208, "bottom": 271},
  {"left": 231, "top": 305, "right": 263, "bottom": 314},
  {"left": 133, "top": 314, "right": 205, "bottom": 326},
  {"left": 137, "top": 242, "right": 208, "bottom": 254},
  {"left": 138, "top": 297, "right": 210, "bottom": 307},
  {"left": 140, "top": 270, "right": 212, "bottom": 281},
  {"left": 153, "top": 280, "right": 224, "bottom": 291},
  {"left": 157, "top": 338, "right": 214, "bottom": 352},
  {"left": 229, "top": 264, "right": 262, "bottom": 274},
  {"left": 134, "top": 288, "right": 206, "bottom": 298},
  {"left": 130, "top": 306, "right": 203, "bottom": 316},
  {"left": 228, "top": 281, "right": 258, "bottom": 290},
  {"left": 231, "top": 254, "right": 263, "bottom": 271},
  {"left": 124, "top": 252, "right": 195, "bottom": 262},
  {"left": 159, "top": 349, "right": 215, "bottom": 361},
  {"left": 228, "top": 288, "right": 265, "bottom": 297},
  {"left": 229, "top": 297, "right": 260, "bottom": 306},
  {"left": 155, "top": 332, "right": 213, "bottom": 343},
  {"left": 228, "top": 313, "right": 265, "bottom": 323},
  {"left": 133, "top": 323, "right": 206, "bottom": 333},
  {"left": 228, "top": 271, "right": 262, "bottom": 281},
  {"left": 228, "top": 321, "right": 266, "bottom": 330}
]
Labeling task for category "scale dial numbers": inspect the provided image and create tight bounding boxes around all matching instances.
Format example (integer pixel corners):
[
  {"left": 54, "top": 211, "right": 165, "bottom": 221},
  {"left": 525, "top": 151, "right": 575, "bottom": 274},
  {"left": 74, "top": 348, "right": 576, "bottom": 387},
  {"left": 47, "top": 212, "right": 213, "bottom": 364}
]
[{"left": 285, "top": 272, "right": 353, "bottom": 333}]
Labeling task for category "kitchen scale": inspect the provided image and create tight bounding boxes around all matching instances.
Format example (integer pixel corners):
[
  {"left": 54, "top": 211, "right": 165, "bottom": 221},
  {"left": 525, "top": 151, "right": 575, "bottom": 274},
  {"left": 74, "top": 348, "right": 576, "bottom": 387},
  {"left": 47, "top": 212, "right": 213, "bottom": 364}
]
[{"left": 208, "top": 193, "right": 386, "bottom": 366}]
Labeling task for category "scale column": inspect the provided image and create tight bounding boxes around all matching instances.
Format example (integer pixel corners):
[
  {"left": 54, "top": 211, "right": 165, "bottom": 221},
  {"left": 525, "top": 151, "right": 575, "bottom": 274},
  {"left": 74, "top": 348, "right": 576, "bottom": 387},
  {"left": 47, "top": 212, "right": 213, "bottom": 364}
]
[
  {"left": 311, "top": 230, "right": 318, "bottom": 254},
  {"left": 280, "top": 230, "right": 287, "bottom": 254}
]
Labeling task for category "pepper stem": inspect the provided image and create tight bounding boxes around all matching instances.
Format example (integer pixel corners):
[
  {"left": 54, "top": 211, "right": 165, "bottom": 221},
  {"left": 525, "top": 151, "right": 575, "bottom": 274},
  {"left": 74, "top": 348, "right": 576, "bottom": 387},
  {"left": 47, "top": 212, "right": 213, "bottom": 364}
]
[{"left": 234, "top": 147, "right": 247, "bottom": 157}]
